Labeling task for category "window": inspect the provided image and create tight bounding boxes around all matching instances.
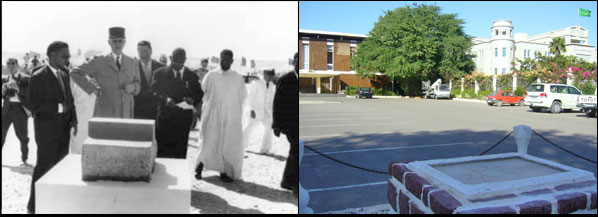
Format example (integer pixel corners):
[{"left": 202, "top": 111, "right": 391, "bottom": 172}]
[
  {"left": 524, "top": 49, "right": 526, "bottom": 58},
  {"left": 502, "top": 68, "right": 506, "bottom": 74},
  {"left": 495, "top": 68, "right": 497, "bottom": 75},
  {"left": 568, "top": 87, "right": 581, "bottom": 95},
  {"left": 350, "top": 47, "right": 356, "bottom": 59},
  {"left": 502, "top": 31, "right": 506, "bottom": 35},
  {"left": 502, "top": 48, "right": 506, "bottom": 57},
  {"left": 327, "top": 45, "right": 333, "bottom": 70},
  {"left": 302, "top": 44, "right": 309, "bottom": 70},
  {"left": 495, "top": 48, "right": 498, "bottom": 57},
  {"left": 495, "top": 30, "right": 498, "bottom": 35}
]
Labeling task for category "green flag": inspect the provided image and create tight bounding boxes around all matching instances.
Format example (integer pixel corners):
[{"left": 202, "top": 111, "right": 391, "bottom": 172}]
[{"left": 579, "top": 8, "right": 591, "bottom": 17}]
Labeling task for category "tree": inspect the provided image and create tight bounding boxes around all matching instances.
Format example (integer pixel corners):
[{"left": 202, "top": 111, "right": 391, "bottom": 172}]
[
  {"left": 549, "top": 37, "right": 567, "bottom": 56},
  {"left": 351, "top": 3, "right": 474, "bottom": 95}
]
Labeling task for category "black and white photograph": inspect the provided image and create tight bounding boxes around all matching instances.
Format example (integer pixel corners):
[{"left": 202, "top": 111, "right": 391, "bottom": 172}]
[{"left": 2, "top": 1, "right": 299, "bottom": 214}]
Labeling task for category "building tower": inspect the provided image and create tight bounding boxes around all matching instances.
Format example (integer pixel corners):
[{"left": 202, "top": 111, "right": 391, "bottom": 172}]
[{"left": 490, "top": 20, "right": 515, "bottom": 76}]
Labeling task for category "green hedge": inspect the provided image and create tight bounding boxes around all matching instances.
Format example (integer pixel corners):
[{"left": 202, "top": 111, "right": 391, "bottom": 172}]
[
  {"left": 450, "top": 89, "right": 462, "bottom": 98},
  {"left": 344, "top": 86, "right": 398, "bottom": 96},
  {"left": 575, "top": 81, "right": 596, "bottom": 95},
  {"left": 477, "top": 90, "right": 493, "bottom": 99},
  {"left": 514, "top": 86, "right": 525, "bottom": 97}
]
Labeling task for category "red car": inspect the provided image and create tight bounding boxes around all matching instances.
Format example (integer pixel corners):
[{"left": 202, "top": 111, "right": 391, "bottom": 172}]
[{"left": 486, "top": 90, "right": 525, "bottom": 106}]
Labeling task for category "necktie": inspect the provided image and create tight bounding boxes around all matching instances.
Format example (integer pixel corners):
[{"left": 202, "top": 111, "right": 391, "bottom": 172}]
[
  {"left": 175, "top": 70, "right": 181, "bottom": 80},
  {"left": 56, "top": 69, "right": 67, "bottom": 101},
  {"left": 116, "top": 56, "right": 121, "bottom": 71}
]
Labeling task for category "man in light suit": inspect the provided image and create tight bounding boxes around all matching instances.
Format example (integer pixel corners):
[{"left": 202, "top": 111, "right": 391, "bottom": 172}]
[
  {"left": 70, "top": 27, "right": 141, "bottom": 118},
  {"left": 27, "top": 41, "right": 77, "bottom": 214},
  {"left": 134, "top": 40, "right": 165, "bottom": 120}
]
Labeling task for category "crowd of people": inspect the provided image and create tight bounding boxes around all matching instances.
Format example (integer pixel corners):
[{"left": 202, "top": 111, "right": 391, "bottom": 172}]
[{"left": 1, "top": 27, "right": 298, "bottom": 214}]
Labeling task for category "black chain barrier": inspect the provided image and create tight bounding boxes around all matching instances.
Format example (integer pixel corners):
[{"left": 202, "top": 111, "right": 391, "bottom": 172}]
[
  {"left": 532, "top": 129, "right": 597, "bottom": 164},
  {"left": 479, "top": 131, "right": 513, "bottom": 155},
  {"left": 303, "top": 145, "right": 389, "bottom": 175},
  {"left": 303, "top": 129, "right": 596, "bottom": 176}
]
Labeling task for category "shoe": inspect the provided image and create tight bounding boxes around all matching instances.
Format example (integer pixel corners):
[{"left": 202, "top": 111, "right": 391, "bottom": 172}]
[
  {"left": 281, "top": 182, "right": 297, "bottom": 191},
  {"left": 219, "top": 173, "right": 234, "bottom": 183},
  {"left": 195, "top": 163, "right": 204, "bottom": 180}
]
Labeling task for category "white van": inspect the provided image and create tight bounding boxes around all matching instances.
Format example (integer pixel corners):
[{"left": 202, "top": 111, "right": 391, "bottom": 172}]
[{"left": 524, "top": 83, "right": 582, "bottom": 113}]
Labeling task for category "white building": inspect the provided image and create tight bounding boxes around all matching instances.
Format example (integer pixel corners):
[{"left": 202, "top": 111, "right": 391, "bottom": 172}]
[{"left": 471, "top": 20, "right": 597, "bottom": 76}]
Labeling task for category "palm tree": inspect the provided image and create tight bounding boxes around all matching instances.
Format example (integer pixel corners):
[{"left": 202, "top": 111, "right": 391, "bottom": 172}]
[{"left": 549, "top": 37, "right": 567, "bottom": 56}]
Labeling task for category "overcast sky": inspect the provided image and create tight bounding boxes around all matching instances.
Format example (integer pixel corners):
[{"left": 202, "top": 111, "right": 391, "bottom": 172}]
[{"left": 2, "top": 1, "right": 298, "bottom": 62}]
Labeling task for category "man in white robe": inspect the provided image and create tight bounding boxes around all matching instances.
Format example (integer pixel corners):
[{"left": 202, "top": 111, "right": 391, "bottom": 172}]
[
  {"left": 242, "top": 68, "right": 276, "bottom": 154},
  {"left": 69, "top": 75, "right": 97, "bottom": 154},
  {"left": 195, "top": 49, "right": 246, "bottom": 182}
]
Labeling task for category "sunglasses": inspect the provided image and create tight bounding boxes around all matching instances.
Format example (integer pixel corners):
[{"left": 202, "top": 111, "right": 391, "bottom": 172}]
[{"left": 7, "top": 62, "right": 17, "bottom": 65}]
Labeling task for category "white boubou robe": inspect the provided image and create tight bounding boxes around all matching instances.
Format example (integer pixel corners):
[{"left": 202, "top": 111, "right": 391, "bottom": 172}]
[
  {"left": 242, "top": 78, "right": 276, "bottom": 152},
  {"left": 196, "top": 68, "right": 247, "bottom": 180}
]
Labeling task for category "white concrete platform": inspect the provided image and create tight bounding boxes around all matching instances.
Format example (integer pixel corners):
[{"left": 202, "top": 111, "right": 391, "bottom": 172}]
[{"left": 36, "top": 154, "right": 191, "bottom": 214}]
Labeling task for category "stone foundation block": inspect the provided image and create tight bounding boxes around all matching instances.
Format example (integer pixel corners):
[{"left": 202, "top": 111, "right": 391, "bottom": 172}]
[
  {"left": 88, "top": 118, "right": 155, "bottom": 141},
  {"left": 429, "top": 190, "right": 462, "bottom": 214},
  {"left": 404, "top": 173, "right": 430, "bottom": 200},
  {"left": 82, "top": 138, "right": 157, "bottom": 182},
  {"left": 387, "top": 180, "right": 397, "bottom": 212},
  {"left": 391, "top": 164, "right": 411, "bottom": 183},
  {"left": 398, "top": 190, "right": 410, "bottom": 214}
]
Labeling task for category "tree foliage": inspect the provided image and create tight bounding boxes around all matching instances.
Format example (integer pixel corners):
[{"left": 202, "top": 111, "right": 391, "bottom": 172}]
[
  {"left": 351, "top": 3, "right": 475, "bottom": 82},
  {"left": 548, "top": 37, "right": 567, "bottom": 56}
]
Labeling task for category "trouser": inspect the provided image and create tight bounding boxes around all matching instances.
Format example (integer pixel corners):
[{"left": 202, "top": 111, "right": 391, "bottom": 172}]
[
  {"left": 242, "top": 117, "right": 273, "bottom": 152},
  {"left": 156, "top": 107, "right": 193, "bottom": 159},
  {"left": 281, "top": 132, "right": 298, "bottom": 190},
  {"left": 1, "top": 102, "right": 29, "bottom": 162},
  {"left": 28, "top": 114, "right": 71, "bottom": 213}
]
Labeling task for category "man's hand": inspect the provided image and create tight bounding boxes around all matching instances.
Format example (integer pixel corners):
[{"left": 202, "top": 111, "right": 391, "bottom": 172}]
[
  {"left": 166, "top": 98, "right": 177, "bottom": 107},
  {"left": 250, "top": 110, "right": 256, "bottom": 119},
  {"left": 273, "top": 128, "right": 281, "bottom": 137},
  {"left": 72, "top": 123, "right": 78, "bottom": 136},
  {"left": 124, "top": 83, "right": 136, "bottom": 94}
]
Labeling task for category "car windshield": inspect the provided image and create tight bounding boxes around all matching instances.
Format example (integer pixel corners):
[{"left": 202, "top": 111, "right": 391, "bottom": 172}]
[
  {"left": 439, "top": 85, "right": 449, "bottom": 91},
  {"left": 528, "top": 84, "right": 544, "bottom": 92},
  {"left": 488, "top": 91, "right": 498, "bottom": 96}
]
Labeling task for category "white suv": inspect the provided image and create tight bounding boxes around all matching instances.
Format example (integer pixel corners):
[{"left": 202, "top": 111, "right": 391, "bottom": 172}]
[{"left": 524, "top": 83, "right": 583, "bottom": 113}]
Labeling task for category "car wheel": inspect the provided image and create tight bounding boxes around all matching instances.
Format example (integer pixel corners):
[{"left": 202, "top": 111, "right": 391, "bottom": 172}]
[
  {"left": 531, "top": 107, "right": 541, "bottom": 112},
  {"left": 550, "top": 101, "right": 562, "bottom": 114},
  {"left": 487, "top": 103, "right": 493, "bottom": 106},
  {"left": 588, "top": 109, "right": 597, "bottom": 118},
  {"left": 518, "top": 100, "right": 525, "bottom": 106},
  {"left": 496, "top": 100, "right": 502, "bottom": 107},
  {"left": 434, "top": 95, "right": 438, "bottom": 100}
]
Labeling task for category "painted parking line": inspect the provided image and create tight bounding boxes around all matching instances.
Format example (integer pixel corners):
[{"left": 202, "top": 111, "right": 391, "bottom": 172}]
[
  {"left": 303, "top": 142, "right": 473, "bottom": 156},
  {"left": 300, "top": 131, "right": 398, "bottom": 139},
  {"left": 300, "top": 122, "right": 408, "bottom": 129},
  {"left": 300, "top": 113, "right": 372, "bottom": 117},
  {"left": 301, "top": 117, "right": 391, "bottom": 121},
  {"left": 307, "top": 181, "right": 387, "bottom": 193}
]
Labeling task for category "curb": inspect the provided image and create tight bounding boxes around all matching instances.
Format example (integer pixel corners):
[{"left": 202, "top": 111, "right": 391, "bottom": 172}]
[{"left": 452, "top": 98, "right": 487, "bottom": 104}]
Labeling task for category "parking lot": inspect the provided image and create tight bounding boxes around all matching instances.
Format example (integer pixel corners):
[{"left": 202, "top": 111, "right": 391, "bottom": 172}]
[{"left": 299, "top": 94, "right": 597, "bottom": 213}]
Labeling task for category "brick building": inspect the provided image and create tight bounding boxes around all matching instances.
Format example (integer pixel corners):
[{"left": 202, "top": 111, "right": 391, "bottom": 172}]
[{"left": 299, "top": 29, "right": 391, "bottom": 94}]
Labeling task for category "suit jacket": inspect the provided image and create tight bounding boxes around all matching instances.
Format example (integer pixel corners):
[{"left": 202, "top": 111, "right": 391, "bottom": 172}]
[
  {"left": 134, "top": 59, "right": 165, "bottom": 119},
  {"left": 1, "top": 72, "right": 31, "bottom": 116},
  {"left": 28, "top": 65, "right": 77, "bottom": 125},
  {"left": 152, "top": 66, "right": 203, "bottom": 112},
  {"left": 272, "top": 71, "right": 298, "bottom": 136},
  {"left": 70, "top": 53, "right": 140, "bottom": 118}
]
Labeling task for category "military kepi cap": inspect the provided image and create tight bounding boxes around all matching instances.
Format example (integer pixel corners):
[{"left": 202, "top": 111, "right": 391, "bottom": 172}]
[{"left": 109, "top": 27, "right": 125, "bottom": 39}]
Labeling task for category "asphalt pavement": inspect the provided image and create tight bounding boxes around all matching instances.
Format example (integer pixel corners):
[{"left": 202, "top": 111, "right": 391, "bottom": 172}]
[{"left": 299, "top": 95, "right": 598, "bottom": 213}]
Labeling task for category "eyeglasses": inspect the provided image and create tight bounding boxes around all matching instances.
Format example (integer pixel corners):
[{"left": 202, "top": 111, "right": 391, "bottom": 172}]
[{"left": 7, "top": 62, "right": 16, "bottom": 65}]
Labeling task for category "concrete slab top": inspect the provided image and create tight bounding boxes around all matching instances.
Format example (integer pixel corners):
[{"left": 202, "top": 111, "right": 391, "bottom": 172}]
[
  {"left": 432, "top": 157, "right": 565, "bottom": 185},
  {"left": 83, "top": 138, "right": 152, "bottom": 148}
]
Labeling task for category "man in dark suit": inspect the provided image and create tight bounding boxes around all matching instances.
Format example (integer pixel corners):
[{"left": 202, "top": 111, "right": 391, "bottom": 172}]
[
  {"left": 272, "top": 53, "right": 299, "bottom": 196},
  {"left": 134, "top": 40, "right": 165, "bottom": 120},
  {"left": 2, "top": 58, "right": 31, "bottom": 166},
  {"left": 27, "top": 41, "right": 77, "bottom": 214},
  {"left": 152, "top": 48, "right": 202, "bottom": 159}
]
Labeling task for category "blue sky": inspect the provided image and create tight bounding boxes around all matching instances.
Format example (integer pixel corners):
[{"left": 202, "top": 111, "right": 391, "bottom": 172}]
[{"left": 300, "top": 1, "right": 597, "bottom": 46}]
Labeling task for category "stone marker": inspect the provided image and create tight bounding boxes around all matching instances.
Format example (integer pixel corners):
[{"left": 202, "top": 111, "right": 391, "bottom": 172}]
[
  {"left": 82, "top": 118, "right": 157, "bottom": 182},
  {"left": 88, "top": 118, "right": 155, "bottom": 141}
]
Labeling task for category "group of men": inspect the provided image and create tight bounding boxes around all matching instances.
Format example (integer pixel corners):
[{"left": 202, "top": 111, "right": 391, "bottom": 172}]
[{"left": 1, "top": 27, "right": 298, "bottom": 214}]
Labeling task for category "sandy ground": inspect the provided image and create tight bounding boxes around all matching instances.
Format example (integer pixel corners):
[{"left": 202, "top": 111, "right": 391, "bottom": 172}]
[{"left": 2, "top": 106, "right": 298, "bottom": 214}]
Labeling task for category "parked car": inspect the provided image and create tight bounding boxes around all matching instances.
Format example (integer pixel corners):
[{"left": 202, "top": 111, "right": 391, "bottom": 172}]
[
  {"left": 576, "top": 89, "right": 597, "bottom": 118},
  {"left": 486, "top": 90, "right": 525, "bottom": 106},
  {"left": 524, "top": 83, "right": 583, "bottom": 113},
  {"left": 356, "top": 87, "right": 372, "bottom": 99}
]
